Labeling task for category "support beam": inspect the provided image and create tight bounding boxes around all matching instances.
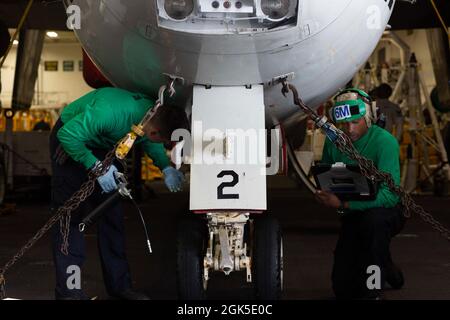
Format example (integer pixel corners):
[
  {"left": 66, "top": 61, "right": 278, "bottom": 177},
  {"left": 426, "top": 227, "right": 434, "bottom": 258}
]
[
  {"left": 426, "top": 28, "right": 450, "bottom": 112},
  {"left": 7, "top": 29, "right": 45, "bottom": 187}
]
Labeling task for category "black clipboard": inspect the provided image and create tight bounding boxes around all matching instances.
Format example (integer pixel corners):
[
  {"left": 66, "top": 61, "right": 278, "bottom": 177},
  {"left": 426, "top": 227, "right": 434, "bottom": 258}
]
[{"left": 312, "top": 163, "right": 377, "bottom": 201}]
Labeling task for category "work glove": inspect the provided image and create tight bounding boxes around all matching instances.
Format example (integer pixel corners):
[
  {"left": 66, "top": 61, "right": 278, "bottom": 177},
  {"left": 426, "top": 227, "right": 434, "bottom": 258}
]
[
  {"left": 53, "top": 144, "right": 69, "bottom": 165},
  {"left": 94, "top": 161, "right": 119, "bottom": 193},
  {"left": 162, "top": 166, "right": 185, "bottom": 192}
]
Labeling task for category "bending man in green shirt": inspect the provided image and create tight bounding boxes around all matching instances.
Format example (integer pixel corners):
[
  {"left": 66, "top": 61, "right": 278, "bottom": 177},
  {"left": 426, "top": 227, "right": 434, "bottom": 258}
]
[
  {"left": 315, "top": 88, "right": 406, "bottom": 300},
  {"left": 49, "top": 87, "right": 189, "bottom": 300}
]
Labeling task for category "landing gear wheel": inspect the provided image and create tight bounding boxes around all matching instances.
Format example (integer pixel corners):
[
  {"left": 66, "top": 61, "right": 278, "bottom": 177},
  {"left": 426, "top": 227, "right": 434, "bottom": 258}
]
[
  {"left": 286, "top": 141, "right": 317, "bottom": 193},
  {"left": 176, "top": 217, "right": 208, "bottom": 300},
  {"left": 253, "top": 216, "right": 283, "bottom": 300}
]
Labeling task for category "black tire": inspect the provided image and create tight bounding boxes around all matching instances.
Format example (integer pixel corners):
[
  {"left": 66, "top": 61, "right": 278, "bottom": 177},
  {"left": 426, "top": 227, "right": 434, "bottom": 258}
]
[
  {"left": 176, "top": 217, "right": 207, "bottom": 300},
  {"left": 253, "top": 216, "right": 283, "bottom": 300},
  {"left": 286, "top": 141, "right": 317, "bottom": 193}
]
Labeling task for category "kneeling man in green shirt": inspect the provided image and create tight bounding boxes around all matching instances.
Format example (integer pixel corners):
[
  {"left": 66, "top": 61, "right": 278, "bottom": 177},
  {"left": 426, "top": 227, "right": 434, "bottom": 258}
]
[{"left": 315, "top": 88, "right": 406, "bottom": 300}]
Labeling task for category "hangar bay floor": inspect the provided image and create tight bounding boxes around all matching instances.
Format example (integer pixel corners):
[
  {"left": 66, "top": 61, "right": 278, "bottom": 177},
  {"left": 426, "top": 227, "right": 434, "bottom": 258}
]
[{"left": 1, "top": 176, "right": 450, "bottom": 300}]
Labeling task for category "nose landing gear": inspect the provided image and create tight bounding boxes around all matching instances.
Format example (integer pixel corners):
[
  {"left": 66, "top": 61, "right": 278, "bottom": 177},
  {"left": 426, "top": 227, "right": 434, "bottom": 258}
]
[{"left": 176, "top": 213, "right": 283, "bottom": 300}]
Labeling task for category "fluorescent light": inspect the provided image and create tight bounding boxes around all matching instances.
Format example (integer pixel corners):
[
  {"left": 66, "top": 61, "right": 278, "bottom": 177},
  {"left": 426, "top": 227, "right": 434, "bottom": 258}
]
[
  {"left": 13, "top": 40, "right": 18, "bottom": 45},
  {"left": 46, "top": 31, "right": 58, "bottom": 38}
]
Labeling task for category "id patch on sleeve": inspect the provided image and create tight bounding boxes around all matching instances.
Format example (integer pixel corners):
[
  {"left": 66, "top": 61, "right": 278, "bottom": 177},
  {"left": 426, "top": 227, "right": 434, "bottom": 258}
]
[{"left": 333, "top": 104, "right": 352, "bottom": 121}]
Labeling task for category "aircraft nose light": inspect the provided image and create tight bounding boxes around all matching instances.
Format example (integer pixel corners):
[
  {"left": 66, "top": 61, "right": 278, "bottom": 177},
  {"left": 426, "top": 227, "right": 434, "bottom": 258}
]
[
  {"left": 212, "top": 1, "right": 220, "bottom": 9},
  {"left": 261, "top": 0, "right": 290, "bottom": 20},
  {"left": 164, "top": 0, "right": 194, "bottom": 20}
]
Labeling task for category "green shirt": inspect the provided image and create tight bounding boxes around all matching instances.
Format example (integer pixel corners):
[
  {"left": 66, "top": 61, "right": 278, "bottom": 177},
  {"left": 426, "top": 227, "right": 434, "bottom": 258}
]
[
  {"left": 321, "top": 125, "right": 400, "bottom": 211},
  {"left": 57, "top": 87, "right": 170, "bottom": 170}
]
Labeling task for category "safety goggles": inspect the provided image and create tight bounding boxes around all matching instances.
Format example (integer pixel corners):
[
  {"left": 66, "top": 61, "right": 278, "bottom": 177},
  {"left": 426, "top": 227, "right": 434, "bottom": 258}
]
[{"left": 332, "top": 99, "right": 367, "bottom": 123}]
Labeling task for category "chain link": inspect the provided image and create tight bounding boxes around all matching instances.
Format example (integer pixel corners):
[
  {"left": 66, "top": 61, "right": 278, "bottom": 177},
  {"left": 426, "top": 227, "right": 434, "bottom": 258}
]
[
  {"left": 0, "top": 78, "right": 174, "bottom": 300},
  {"left": 334, "top": 132, "right": 450, "bottom": 241},
  {"left": 0, "top": 150, "right": 115, "bottom": 299},
  {"left": 282, "top": 81, "right": 450, "bottom": 242}
]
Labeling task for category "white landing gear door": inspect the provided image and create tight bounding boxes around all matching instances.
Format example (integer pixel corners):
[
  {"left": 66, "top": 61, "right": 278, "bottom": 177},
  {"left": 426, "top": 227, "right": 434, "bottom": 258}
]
[{"left": 190, "top": 85, "right": 267, "bottom": 211}]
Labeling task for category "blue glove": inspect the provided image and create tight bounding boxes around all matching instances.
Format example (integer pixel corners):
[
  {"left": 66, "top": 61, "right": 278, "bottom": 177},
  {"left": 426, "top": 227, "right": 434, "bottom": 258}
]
[
  {"left": 94, "top": 162, "right": 118, "bottom": 193},
  {"left": 162, "top": 166, "right": 185, "bottom": 192}
]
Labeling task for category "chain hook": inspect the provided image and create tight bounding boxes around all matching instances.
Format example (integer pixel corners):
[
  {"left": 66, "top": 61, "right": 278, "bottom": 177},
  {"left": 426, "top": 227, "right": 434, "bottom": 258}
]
[
  {"left": 281, "top": 78, "right": 290, "bottom": 97},
  {"left": 168, "top": 78, "right": 176, "bottom": 97},
  {"left": 157, "top": 85, "right": 167, "bottom": 107},
  {"left": 156, "top": 78, "right": 177, "bottom": 107}
]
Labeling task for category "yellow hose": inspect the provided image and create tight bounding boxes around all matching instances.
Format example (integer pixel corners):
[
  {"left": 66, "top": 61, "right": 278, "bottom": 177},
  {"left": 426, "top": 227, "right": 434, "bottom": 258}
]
[{"left": 0, "top": 0, "right": 35, "bottom": 69}]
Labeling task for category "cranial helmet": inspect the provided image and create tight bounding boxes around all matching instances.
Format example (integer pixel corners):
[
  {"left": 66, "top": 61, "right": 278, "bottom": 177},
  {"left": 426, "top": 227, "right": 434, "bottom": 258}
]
[{"left": 331, "top": 88, "right": 375, "bottom": 127}]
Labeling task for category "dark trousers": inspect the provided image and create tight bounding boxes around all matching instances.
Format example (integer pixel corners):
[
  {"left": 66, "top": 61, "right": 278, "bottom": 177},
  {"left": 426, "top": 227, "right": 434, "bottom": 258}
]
[
  {"left": 49, "top": 119, "right": 131, "bottom": 299},
  {"left": 332, "top": 206, "right": 406, "bottom": 299}
]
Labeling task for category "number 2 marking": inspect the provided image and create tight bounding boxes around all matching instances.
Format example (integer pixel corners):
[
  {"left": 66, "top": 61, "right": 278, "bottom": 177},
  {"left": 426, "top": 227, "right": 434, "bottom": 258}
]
[{"left": 217, "top": 170, "right": 239, "bottom": 199}]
